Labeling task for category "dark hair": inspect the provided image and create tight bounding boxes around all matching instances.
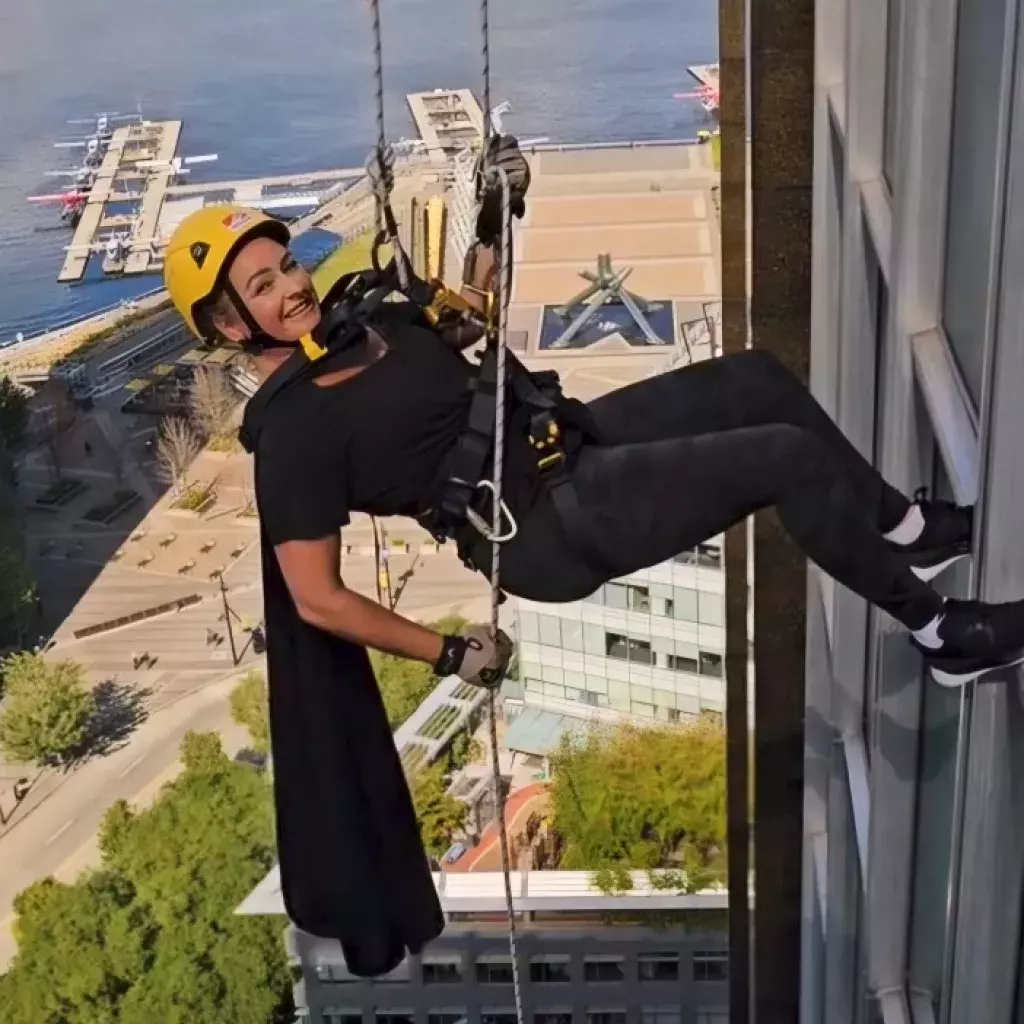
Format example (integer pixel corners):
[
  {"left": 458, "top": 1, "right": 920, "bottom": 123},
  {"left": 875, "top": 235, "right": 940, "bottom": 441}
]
[{"left": 195, "top": 288, "right": 239, "bottom": 344}]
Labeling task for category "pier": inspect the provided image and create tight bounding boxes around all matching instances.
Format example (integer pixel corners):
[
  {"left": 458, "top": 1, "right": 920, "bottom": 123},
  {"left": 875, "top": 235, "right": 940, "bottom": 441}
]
[
  {"left": 53, "top": 91, "right": 488, "bottom": 283},
  {"left": 406, "top": 89, "right": 485, "bottom": 162}
]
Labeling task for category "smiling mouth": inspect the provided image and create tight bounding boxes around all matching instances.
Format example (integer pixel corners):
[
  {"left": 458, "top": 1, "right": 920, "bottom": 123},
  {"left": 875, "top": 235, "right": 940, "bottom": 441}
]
[{"left": 283, "top": 293, "right": 316, "bottom": 320}]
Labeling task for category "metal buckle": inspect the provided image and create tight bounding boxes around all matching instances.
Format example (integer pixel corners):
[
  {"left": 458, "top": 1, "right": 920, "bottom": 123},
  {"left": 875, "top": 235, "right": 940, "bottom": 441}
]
[{"left": 459, "top": 478, "right": 518, "bottom": 543}]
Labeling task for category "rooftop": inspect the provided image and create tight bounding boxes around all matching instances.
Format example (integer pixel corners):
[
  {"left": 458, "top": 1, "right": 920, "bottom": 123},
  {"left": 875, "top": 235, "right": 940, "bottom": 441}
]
[{"left": 237, "top": 867, "right": 728, "bottom": 918}]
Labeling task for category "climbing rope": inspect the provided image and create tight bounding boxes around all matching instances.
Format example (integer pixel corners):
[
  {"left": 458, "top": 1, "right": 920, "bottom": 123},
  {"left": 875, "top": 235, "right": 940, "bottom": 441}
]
[
  {"left": 365, "top": 0, "right": 410, "bottom": 294},
  {"left": 477, "top": 1, "right": 524, "bottom": 1020},
  {"left": 362, "top": 4, "right": 523, "bottom": 1017},
  {"left": 483, "top": 164, "right": 525, "bottom": 1024}
]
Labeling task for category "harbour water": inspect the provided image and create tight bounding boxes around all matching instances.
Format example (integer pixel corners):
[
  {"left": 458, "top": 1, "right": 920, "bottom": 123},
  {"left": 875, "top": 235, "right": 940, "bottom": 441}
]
[{"left": 0, "top": 0, "right": 716, "bottom": 340}]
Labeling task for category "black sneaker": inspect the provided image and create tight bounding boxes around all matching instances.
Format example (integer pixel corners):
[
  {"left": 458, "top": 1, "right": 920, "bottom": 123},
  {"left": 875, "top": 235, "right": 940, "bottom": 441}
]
[
  {"left": 913, "top": 598, "right": 1024, "bottom": 687},
  {"left": 890, "top": 487, "right": 973, "bottom": 582}
]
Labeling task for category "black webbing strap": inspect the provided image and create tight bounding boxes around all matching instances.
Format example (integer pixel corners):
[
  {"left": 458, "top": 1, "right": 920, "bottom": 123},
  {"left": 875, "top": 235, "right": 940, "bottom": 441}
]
[{"left": 421, "top": 344, "right": 501, "bottom": 540}]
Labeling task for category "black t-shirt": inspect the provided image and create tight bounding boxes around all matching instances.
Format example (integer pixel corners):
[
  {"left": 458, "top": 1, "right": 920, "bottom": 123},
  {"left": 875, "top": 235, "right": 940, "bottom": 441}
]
[{"left": 256, "top": 304, "right": 484, "bottom": 545}]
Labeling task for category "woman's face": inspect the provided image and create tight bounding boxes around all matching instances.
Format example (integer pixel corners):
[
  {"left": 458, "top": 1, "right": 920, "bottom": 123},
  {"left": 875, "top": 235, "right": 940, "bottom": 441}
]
[{"left": 224, "top": 235, "right": 322, "bottom": 341}]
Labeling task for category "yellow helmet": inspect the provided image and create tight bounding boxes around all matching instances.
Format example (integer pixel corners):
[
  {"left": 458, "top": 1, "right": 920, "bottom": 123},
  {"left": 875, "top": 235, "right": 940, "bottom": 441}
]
[{"left": 163, "top": 204, "right": 291, "bottom": 339}]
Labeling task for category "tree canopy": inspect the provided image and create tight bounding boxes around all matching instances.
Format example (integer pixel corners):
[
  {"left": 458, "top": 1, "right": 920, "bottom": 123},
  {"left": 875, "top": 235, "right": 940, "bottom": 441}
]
[
  {"left": 0, "top": 376, "right": 29, "bottom": 457},
  {"left": 0, "top": 654, "right": 95, "bottom": 765},
  {"left": 0, "top": 732, "right": 293, "bottom": 1024},
  {"left": 548, "top": 719, "right": 726, "bottom": 892},
  {"left": 410, "top": 761, "right": 468, "bottom": 860},
  {"left": 229, "top": 670, "right": 270, "bottom": 754},
  {"left": 373, "top": 615, "right": 467, "bottom": 729}
]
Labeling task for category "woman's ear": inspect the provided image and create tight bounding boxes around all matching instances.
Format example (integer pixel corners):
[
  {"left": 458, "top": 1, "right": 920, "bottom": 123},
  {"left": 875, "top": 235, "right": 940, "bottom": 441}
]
[{"left": 211, "top": 300, "right": 249, "bottom": 345}]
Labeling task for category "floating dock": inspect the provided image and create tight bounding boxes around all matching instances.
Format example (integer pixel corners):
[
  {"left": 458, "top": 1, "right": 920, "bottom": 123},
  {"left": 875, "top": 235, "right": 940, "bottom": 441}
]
[
  {"left": 406, "top": 89, "right": 485, "bottom": 162},
  {"left": 58, "top": 122, "right": 180, "bottom": 282},
  {"left": 54, "top": 94, "right": 487, "bottom": 283}
]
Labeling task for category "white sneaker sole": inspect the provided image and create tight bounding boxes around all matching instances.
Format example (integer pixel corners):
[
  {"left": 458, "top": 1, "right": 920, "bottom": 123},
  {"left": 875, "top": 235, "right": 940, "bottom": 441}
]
[
  {"left": 910, "top": 551, "right": 970, "bottom": 583},
  {"left": 931, "top": 652, "right": 1024, "bottom": 687}
]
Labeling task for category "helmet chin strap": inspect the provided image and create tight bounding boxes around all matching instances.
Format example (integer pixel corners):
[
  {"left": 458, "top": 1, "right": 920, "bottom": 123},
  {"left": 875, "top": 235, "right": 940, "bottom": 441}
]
[{"left": 223, "top": 279, "right": 299, "bottom": 355}]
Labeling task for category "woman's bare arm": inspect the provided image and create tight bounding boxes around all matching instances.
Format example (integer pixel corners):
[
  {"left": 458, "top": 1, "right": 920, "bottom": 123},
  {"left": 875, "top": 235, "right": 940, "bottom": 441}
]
[{"left": 274, "top": 534, "right": 444, "bottom": 664}]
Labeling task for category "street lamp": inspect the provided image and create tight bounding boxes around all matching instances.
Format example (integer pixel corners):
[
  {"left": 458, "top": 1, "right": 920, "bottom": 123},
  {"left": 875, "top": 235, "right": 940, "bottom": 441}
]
[{"left": 218, "top": 574, "right": 239, "bottom": 666}]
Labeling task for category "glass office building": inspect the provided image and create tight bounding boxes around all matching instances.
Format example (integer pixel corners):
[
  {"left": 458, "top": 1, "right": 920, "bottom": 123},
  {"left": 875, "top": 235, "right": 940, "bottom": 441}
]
[
  {"left": 802, "top": 0, "right": 1024, "bottom": 1018},
  {"left": 507, "top": 543, "right": 725, "bottom": 726}
]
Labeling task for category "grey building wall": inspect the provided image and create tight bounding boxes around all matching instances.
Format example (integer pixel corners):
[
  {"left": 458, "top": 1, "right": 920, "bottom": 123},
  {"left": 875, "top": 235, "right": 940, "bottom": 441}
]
[
  {"left": 805, "top": 0, "right": 1024, "bottom": 1020},
  {"left": 290, "top": 925, "right": 728, "bottom": 1024}
]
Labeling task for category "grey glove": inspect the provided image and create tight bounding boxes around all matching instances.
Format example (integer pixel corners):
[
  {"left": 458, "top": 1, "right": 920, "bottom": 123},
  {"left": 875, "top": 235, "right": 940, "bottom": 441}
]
[
  {"left": 475, "top": 135, "right": 531, "bottom": 245},
  {"left": 433, "top": 625, "right": 513, "bottom": 690}
]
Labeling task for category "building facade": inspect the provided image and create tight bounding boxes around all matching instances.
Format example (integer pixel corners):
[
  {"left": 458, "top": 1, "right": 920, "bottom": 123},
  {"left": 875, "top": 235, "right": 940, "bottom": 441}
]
[
  {"left": 506, "top": 543, "right": 725, "bottom": 727},
  {"left": 239, "top": 870, "right": 728, "bottom": 1024},
  {"left": 803, "top": 0, "right": 1024, "bottom": 1019}
]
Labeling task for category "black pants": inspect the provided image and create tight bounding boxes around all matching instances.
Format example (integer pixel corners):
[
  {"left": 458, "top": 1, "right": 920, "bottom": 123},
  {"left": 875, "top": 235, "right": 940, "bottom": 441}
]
[{"left": 497, "top": 350, "right": 943, "bottom": 630}]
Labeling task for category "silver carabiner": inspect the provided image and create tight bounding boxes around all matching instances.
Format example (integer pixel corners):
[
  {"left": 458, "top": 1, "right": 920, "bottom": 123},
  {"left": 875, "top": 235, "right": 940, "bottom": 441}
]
[{"left": 465, "top": 479, "right": 518, "bottom": 543}]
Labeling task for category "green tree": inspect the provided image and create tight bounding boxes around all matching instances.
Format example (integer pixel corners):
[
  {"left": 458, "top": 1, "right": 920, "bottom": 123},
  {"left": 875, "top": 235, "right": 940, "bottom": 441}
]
[
  {"left": 0, "top": 376, "right": 29, "bottom": 469},
  {"left": 549, "top": 719, "right": 726, "bottom": 891},
  {"left": 0, "top": 541, "right": 36, "bottom": 640},
  {"left": 0, "top": 654, "right": 95, "bottom": 765},
  {"left": 372, "top": 616, "right": 468, "bottom": 729},
  {"left": 229, "top": 670, "right": 270, "bottom": 754},
  {"left": 0, "top": 731, "right": 292, "bottom": 1024},
  {"left": 410, "top": 762, "right": 468, "bottom": 859},
  {"left": 0, "top": 872, "right": 155, "bottom": 1024}
]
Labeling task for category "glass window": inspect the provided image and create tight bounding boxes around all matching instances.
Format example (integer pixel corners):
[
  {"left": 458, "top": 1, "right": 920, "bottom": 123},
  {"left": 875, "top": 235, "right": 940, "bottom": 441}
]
[
  {"left": 534, "top": 1014, "right": 571, "bottom": 1024},
  {"left": 696, "top": 543, "right": 722, "bottom": 568},
  {"left": 423, "top": 959, "right": 462, "bottom": 984},
  {"left": 538, "top": 615, "right": 562, "bottom": 647},
  {"left": 692, "top": 952, "right": 728, "bottom": 982},
  {"left": 699, "top": 652, "right": 723, "bottom": 678},
  {"left": 631, "top": 701, "right": 656, "bottom": 718},
  {"left": 427, "top": 1013, "right": 466, "bottom": 1024},
  {"left": 584, "top": 957, "right": 624, "bottom": 982},
  {"left": 942, "top": 0, "right": 1012, "bottom": 404},
  {"left": 672, "top": 586, "right": 699, "bottom": 620},
  {"left": 698, "top": 592, "right": 724, "bottom": 627},
  {"left": 640, "top": 1010, "right": 682, "bottom": 1024},
  {"left": 375, "top": 1014, "right": 414, "bottom": 1024},
  {"left": 587, "top": 1014, "right": 626, "bottom": 1024},
  {"left": 323, "top": 1013, "right": 362, "bottom": 1024},
  {"left": 606, "top": 632, "right": 630, "bottom": 660},
  {"left": 530, "top": 958, "right": 571, "bottom": 983},
  {"left": 605, "top": 582, "right": 629, "bottom": 610},
  {"left": 477, "top": 960, "right": 516, "bottom": 984},
  {"left": 562, "top": 620, "right": 584, "bottom": 653},
  {"left": 628, "top": 584, "right": 652, "bottom": 612},
  {"left": 638, "top": 953, "right": 680, "bottom": 982},
  {"left": 882, "top": 0, "right": 902, "bottom": 190},
  {"left": 482, "top": 1013, "right": 519, "bottom": 1024},
  {"left": 583, "top": 624, "right": 605, "bottom": 656},
  {"left": 673, "top": 550, "right": 698, "bottom": 566},
  {"left": 519, "top": 611, "right": 539, "bottom": 643},
  {"left": 628, "top": 637, "right": 653, "bottom": 665}
]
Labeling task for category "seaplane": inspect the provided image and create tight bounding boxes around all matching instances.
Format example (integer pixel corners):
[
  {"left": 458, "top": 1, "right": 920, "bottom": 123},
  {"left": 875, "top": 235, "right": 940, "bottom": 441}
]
[
  {"left": 27, "top": 188, "right": 89, "bottom": 228},
  {"left": 66, "top": 111, "right": 143, "bottom": 141},
  {"left": 129, "top": 152, "right": 219, "bottom": 183},
  {"left": 675, "top": 73, "right": 720, "bottom": 119},
  {"left": 62, "top": 229, "right": 153, "bottom": 276}
]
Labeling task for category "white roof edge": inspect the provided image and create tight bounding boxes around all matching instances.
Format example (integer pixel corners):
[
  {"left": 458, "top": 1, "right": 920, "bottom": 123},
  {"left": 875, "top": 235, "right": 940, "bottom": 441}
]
[{"left": 236, "top": 866, "right": 728, "bottom": 917}]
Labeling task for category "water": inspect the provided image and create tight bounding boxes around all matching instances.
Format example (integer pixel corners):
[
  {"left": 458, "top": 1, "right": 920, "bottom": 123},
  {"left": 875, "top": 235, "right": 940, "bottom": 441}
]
[{"left": 0, "top": 0, "right": 717, "bottom": 340}]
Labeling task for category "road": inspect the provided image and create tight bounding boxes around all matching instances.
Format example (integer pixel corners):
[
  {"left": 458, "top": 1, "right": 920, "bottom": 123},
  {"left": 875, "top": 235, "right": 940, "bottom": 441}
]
[{"left": 0, "top": 671, "right": 250, "bottom": 971}]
